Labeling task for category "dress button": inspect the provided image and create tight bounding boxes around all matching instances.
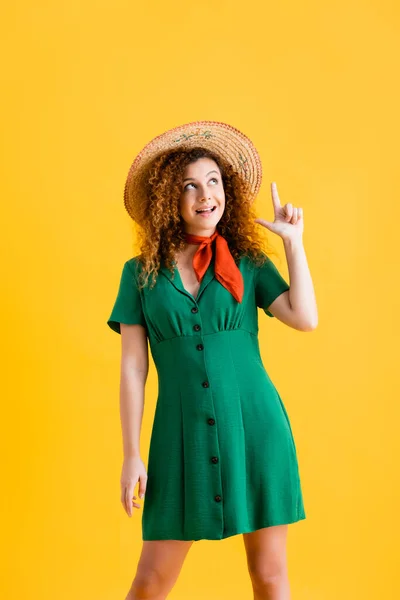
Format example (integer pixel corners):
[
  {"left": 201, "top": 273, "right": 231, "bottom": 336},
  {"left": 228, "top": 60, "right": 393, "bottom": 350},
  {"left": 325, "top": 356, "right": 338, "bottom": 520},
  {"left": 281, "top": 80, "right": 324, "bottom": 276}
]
[
  {"left": 193, "top": 324, "right": 201, "bottom": 332},
  {"left": 202, "top": 381, "right": 209, "bottom": 388},
  {"left": 196, "top": 344, "right": 204, "bottom": 351},
  {"left": 207, "top": 418, "right": 215, "bottom": 426},
  {"left": 191, "top": 306, "right": 198, "bottom": 313},
  {"left": 211, "top": 456, "right": 219, "bottom": 464},
  {"left": 215, "top": 495, "right": 222, "bottom": 502}
]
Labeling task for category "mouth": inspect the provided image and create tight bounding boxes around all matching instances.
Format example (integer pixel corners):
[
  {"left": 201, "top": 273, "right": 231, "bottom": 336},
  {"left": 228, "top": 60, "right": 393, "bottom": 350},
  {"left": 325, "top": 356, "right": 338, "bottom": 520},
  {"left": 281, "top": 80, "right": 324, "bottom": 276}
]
[{"left": 195, "top": 206, "right": 217, "bottom": 215}]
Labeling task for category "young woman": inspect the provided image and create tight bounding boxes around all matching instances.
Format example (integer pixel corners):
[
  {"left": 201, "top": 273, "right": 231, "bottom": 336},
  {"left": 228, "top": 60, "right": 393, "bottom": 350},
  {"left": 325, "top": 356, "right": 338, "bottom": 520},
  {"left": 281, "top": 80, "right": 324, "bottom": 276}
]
[{"left": 107, "top": 121, "right": 318, "bottom": 600}]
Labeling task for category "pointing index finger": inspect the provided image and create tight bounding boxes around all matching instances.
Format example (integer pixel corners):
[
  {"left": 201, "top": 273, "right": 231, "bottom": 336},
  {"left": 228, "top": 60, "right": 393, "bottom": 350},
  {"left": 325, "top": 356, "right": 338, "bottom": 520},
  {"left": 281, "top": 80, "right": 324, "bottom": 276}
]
[{"left": 271, "top": 182, "right": 281, "bottom": 211}]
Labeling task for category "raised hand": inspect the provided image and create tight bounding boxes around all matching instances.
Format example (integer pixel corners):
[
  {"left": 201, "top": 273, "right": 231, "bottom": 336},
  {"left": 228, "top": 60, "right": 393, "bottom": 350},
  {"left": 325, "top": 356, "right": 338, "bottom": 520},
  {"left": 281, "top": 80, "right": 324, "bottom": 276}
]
[{"left": 255, "top": 182, "right": 304, "bottom": 242}]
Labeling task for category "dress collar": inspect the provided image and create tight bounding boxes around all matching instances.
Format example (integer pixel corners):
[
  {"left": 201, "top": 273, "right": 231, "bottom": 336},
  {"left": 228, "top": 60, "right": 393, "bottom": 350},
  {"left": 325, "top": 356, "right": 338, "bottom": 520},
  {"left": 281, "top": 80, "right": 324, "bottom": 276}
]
[{"left": 159, "top": 254, "right": 215, "bottom": 302}]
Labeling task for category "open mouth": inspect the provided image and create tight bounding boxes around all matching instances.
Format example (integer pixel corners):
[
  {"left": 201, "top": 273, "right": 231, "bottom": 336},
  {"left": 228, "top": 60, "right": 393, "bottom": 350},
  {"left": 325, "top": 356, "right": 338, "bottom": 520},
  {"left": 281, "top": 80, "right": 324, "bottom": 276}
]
[{"left": 195, "top": 206, "right": 217, "bottom": 214}]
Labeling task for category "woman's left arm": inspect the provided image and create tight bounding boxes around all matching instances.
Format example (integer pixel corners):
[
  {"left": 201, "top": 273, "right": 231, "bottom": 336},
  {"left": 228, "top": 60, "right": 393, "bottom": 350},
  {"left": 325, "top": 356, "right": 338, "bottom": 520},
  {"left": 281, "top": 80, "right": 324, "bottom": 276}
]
[{"left": 255, "top": 182, "right": 318, "bottom": 332}]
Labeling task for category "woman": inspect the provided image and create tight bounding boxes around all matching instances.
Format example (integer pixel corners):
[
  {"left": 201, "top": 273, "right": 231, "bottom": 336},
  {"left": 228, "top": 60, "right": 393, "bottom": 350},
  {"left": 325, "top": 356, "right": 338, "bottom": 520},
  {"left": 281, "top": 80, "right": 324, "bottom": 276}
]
[{"left": 107, "top": 121, "right": 318, "bottom": 600}]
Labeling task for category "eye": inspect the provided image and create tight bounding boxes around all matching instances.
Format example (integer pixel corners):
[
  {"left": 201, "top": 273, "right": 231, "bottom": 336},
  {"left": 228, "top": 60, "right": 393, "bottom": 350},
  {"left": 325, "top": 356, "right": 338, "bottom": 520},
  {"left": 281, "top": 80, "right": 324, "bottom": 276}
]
[{"left": 183, "top": 177, "right": 219, "bottom": 191}]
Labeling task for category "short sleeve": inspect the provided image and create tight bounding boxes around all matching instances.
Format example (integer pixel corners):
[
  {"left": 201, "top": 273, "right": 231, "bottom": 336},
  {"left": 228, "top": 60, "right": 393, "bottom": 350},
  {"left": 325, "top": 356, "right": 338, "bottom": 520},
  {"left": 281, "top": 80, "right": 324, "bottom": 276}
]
[
  {"left": 254, "top": 255, "right": 290, "bottom": 318},
  {"left": 107, "top": 260, "right": 147, "bottom": 334}
]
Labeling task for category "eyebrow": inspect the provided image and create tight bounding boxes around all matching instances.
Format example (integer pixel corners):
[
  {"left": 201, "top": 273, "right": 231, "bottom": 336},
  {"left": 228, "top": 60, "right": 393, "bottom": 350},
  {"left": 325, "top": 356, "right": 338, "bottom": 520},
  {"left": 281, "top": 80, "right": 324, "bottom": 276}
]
[{"left": 183, "top": 170, "right": 220, "bottom": 183}]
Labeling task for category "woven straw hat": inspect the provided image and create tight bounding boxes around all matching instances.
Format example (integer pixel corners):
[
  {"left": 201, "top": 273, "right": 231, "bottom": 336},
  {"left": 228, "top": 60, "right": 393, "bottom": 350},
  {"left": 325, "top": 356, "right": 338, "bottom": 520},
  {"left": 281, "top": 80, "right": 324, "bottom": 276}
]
[{"left": 123, "top": 120, "right": 262, "bottom": 223}]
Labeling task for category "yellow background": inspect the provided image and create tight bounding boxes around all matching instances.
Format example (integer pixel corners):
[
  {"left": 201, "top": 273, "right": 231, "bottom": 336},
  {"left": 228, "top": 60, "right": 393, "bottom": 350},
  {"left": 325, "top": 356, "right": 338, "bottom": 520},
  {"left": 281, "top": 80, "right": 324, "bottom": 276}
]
[{"left": 2, "top": 1, "right": 399, "bottom": 598}]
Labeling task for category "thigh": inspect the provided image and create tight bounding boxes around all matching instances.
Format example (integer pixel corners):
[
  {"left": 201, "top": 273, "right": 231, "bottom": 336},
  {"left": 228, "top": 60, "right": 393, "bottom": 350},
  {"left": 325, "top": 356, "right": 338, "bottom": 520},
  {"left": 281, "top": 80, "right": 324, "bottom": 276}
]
[
  {"left": 135, "top": 539, "right": 194, "bottom": 585},
  {"left": 242, "top": 525, "right": 289, "bottom": 575}
]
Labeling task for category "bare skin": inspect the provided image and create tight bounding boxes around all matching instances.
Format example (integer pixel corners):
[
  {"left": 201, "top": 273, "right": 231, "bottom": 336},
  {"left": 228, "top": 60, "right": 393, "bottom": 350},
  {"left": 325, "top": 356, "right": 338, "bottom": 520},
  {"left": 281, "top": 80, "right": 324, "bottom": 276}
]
[
  {"left": 175, "top": 243, "right": 201, "bottom": 298},
  {"left": 124, "top": 525, "right": 289, "bottom": 600},
  {"left": 125, "top": 540, "right": 194, "bottom": 600},
  {"left": 243, "top": 525, "right": 290, "bottom": 600}
]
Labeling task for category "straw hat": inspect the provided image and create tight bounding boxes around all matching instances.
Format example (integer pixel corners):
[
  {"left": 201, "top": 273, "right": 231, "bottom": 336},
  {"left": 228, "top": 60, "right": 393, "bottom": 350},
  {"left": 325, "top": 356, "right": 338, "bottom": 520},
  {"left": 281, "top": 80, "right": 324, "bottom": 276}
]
[{"left": 123, "top": 120, "right": 263, "bottom": 223}]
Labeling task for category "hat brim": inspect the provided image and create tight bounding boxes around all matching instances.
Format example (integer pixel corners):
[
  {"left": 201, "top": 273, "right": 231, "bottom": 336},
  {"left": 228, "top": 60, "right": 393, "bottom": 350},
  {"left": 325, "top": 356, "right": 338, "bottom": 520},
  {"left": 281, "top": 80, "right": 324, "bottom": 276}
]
[{"left": 123, "top": 120, "right": 262, "bottom": 223}]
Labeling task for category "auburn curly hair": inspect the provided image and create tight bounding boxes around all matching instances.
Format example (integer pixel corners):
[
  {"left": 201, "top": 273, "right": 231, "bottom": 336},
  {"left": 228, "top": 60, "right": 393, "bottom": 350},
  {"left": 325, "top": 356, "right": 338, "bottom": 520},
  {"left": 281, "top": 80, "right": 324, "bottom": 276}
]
[{"left": 132, "top": 146, "right": 277, "bottom": 289}]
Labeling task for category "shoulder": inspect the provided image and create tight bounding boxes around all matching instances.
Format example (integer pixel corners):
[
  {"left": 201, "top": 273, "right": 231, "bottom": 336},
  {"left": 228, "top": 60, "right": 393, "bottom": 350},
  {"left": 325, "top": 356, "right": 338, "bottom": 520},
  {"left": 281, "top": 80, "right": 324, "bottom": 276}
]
[
  {"left": 239, "top": 251, "right": 271, "bottom": 273},
  {"left": 124, "top": 254, "right": 144, "bottom": 276}
]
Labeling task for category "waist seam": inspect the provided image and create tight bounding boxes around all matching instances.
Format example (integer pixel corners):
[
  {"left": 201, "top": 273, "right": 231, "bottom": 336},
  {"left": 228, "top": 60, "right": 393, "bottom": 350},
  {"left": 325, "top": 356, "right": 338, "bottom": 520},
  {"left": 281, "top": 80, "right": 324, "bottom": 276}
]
[{"left": 153, "top": 327, "right": 258, "bottom": 346}]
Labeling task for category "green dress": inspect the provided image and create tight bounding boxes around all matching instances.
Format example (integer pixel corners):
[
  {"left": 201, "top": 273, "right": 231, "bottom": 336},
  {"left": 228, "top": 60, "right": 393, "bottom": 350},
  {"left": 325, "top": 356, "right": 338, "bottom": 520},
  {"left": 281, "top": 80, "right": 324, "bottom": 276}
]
[{"left": 107, "top": 252, "right": 306, "bottom": 541}]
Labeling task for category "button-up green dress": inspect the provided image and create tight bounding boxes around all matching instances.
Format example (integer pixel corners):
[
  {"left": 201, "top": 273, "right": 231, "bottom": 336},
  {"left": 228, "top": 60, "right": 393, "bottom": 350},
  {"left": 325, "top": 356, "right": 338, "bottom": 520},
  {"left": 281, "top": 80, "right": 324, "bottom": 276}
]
[{"left": 107, "top": 252, "right": 306, "bottom": 541}]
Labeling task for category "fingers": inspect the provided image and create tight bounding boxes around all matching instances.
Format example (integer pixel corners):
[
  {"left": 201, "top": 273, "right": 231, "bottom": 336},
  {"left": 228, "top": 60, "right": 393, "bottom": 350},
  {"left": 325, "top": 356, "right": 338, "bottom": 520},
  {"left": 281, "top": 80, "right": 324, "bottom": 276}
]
[
  {"left": 284, "top": 203, "right": 293, "bottom": 221},
  {"left": 283, "top": 204, "right": 303, "bottom": 224},
  {"left": 272, "top": 183, "right": 303, "bottom": 225},
  {"left": 121, "top": 485, "right": 130, "bottom": 515},
  {"left": 131, "top": 495, "right": 141, "bottom": 510},
  {"left": 120, "top": 478, "right": 148, "bottom": 517},
  {"left": 121, "top": 484, "right": 139, "bottom": 517},
  {"left": 138, "top": 474, "right": 148, "bottom": 500},
  {"left": 271, "top": 182, "right": 282, "bottom": 211},
  {"left": 126, "top": 485, "right": 135, "bottom": 515},
  {"left": 120, "top": 459, "right": 149, "bottom": 517}
]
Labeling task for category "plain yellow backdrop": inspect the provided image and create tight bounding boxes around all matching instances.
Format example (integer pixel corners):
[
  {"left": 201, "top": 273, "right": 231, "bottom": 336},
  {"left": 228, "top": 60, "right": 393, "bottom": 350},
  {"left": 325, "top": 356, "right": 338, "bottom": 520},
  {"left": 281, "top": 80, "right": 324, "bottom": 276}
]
[{"left": 1, "top": 1, "right": 399, "bottom": 598}]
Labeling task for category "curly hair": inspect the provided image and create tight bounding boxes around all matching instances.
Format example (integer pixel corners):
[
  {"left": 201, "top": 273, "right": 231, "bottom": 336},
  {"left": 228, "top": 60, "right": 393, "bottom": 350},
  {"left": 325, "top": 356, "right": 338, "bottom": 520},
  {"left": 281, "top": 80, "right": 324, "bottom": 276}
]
[{"left": 132, "top": 146, "right": 276, "bottom": 289}]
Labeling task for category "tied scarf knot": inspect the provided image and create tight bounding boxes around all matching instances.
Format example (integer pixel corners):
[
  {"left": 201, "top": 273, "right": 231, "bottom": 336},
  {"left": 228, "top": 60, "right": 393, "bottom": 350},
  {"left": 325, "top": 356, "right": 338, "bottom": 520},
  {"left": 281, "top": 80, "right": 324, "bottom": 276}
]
[{"left": 184, "top": 231, "right": 244, "bottom": 303}]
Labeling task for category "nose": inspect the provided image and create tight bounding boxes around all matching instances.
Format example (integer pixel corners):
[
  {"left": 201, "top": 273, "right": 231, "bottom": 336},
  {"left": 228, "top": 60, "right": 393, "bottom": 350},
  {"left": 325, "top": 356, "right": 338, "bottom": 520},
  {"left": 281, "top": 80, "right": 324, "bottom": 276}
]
[
  {"left": 196, "top": 180, "right": 211, "bottom": 202},
  {"left": 199, "top": 188, "right": 211, "bottom": 202}
]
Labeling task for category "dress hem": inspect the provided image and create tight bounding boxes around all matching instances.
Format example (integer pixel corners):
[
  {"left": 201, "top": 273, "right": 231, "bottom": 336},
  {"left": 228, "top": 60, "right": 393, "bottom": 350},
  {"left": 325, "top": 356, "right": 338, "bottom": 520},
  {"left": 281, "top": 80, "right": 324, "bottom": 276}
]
[{"left": 142, "top": 513, "right": 306, "bottom": 542}]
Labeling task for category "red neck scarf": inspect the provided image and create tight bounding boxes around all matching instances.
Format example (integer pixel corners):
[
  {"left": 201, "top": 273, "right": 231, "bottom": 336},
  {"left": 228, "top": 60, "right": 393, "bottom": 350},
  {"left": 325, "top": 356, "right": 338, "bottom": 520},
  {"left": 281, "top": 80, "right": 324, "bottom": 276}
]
[{"left": 184, "top": 231, "right": 244, "bottom": 303}]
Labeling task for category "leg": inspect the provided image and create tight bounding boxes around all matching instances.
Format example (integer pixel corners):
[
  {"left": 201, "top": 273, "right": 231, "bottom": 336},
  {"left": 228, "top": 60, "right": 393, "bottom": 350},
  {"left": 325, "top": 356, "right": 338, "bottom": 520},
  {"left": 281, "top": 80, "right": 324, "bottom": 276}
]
[
  {"left": 243, "top": 525, "right": 290, "bottom": 600},
  {"left": 125, "top": 539, "right": 194, "bottom": 600}
]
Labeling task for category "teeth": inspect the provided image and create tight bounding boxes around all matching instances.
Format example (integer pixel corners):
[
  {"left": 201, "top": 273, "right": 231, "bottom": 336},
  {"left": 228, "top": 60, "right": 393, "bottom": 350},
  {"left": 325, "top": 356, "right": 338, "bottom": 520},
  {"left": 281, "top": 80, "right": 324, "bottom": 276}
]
[{"left": 197, "top": 207, "right": 214, "bottom": 213}]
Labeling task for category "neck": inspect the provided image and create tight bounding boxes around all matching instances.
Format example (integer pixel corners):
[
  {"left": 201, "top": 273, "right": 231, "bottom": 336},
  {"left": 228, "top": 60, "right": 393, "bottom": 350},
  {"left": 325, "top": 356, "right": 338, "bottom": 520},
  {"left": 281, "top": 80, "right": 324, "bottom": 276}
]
[
  {"left": 184, "top": 225, "right": 217, "bottom": 238},
  {"left": 179, "top": 230, "right": 217, "bottom": 262}
]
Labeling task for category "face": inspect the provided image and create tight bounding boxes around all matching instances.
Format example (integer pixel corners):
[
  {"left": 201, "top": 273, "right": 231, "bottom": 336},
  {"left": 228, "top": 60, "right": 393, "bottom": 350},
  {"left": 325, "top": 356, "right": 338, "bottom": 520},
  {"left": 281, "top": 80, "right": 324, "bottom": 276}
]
[{"left": 179, "top": 157, "right": 225, "bottom": 236}]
